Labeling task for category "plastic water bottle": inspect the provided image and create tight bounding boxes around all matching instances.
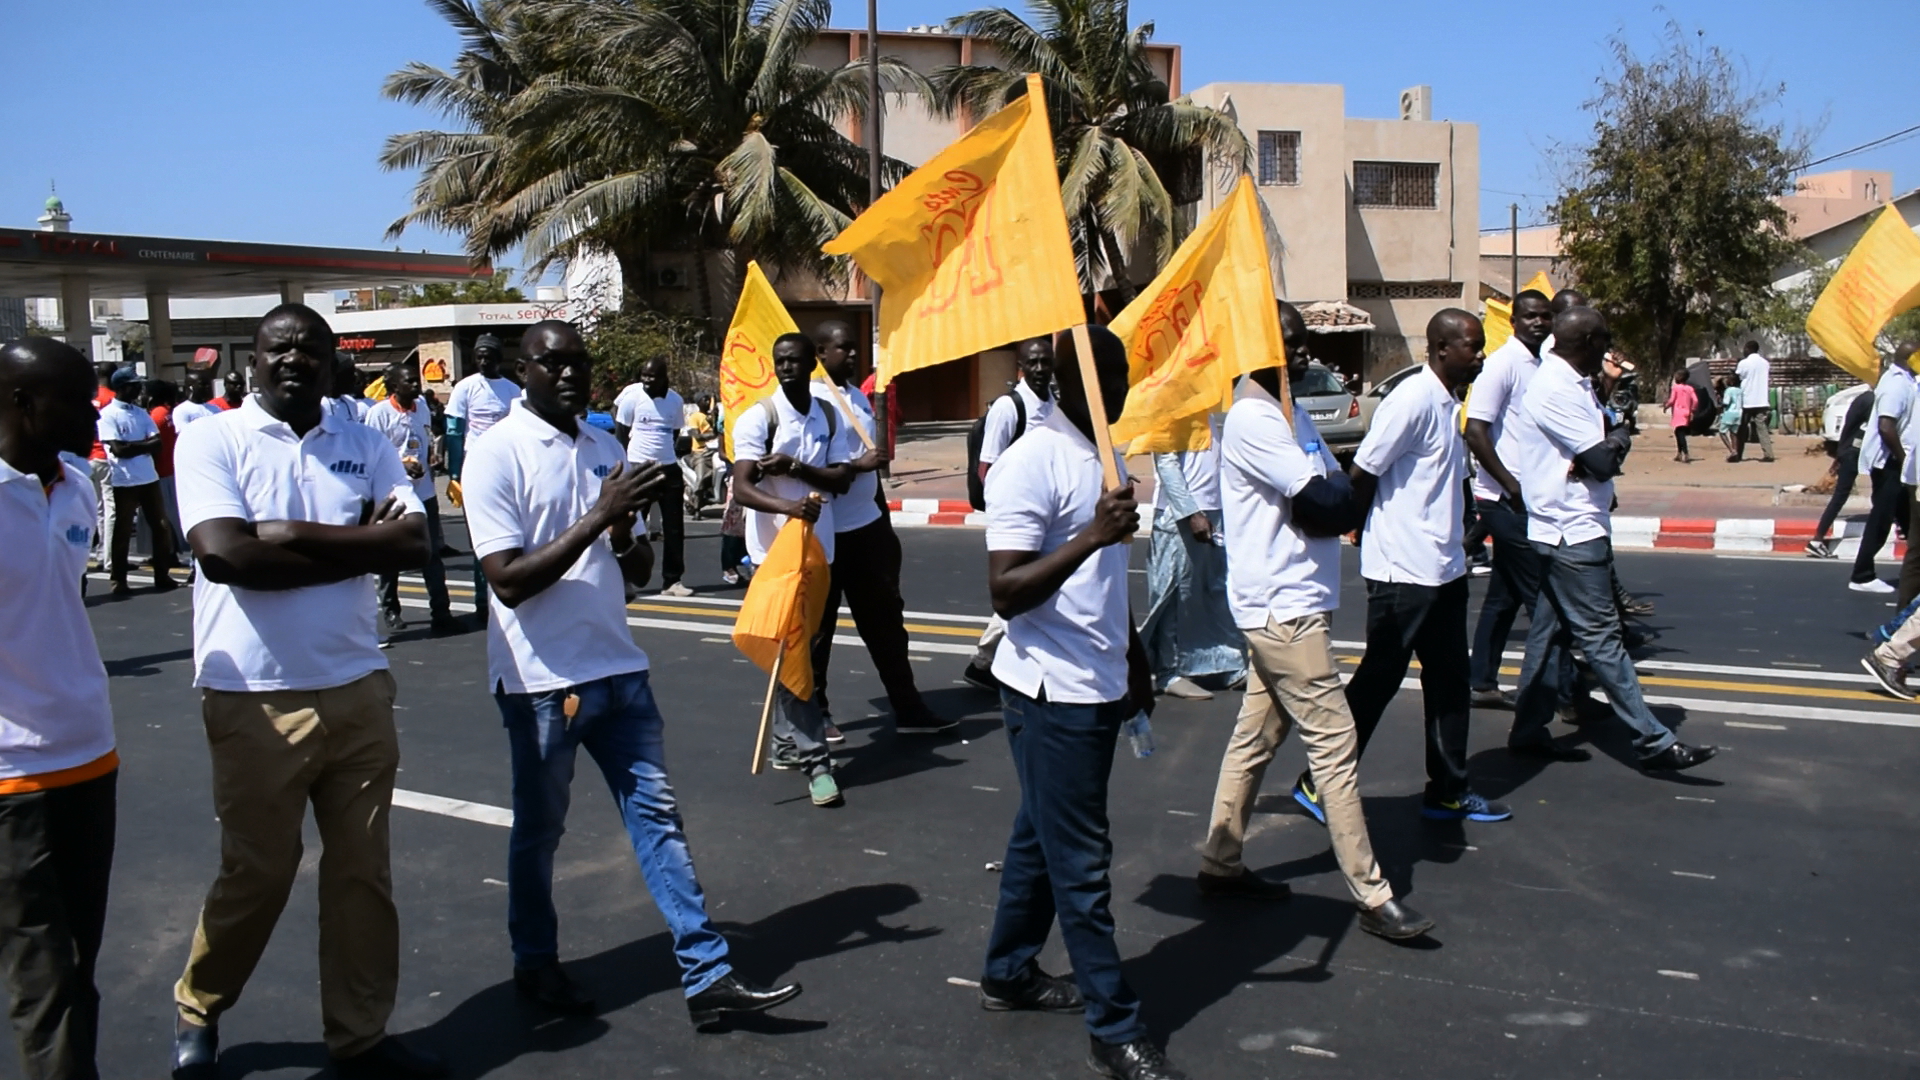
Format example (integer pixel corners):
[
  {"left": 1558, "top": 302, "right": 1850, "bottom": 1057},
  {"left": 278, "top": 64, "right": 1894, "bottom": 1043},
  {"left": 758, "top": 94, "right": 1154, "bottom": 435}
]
[{"left": 1122, "top": 712, "right": 1156, "bottom": 758}]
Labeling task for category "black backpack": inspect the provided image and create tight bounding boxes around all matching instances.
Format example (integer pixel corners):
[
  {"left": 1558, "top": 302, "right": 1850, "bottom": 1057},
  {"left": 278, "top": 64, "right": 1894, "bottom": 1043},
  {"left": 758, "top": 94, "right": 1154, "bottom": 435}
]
[{"left": 965, "top": 391, "right": 1028, "bottom": 511}]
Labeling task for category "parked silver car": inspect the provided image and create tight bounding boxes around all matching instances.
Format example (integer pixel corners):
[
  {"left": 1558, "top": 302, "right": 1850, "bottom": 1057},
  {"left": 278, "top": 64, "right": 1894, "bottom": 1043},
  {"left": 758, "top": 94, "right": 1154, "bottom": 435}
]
[{"left": 1297, "top": 362, "right": 1365, "bottom": 455}]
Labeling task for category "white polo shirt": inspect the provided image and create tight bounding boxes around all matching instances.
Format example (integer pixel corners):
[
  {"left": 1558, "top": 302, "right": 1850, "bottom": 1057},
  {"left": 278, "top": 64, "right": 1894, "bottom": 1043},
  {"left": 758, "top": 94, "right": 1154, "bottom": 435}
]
[
  {"left": 175, "top": 396, "right": 424, "bottom": 692},
  {"left": 1515, "top": 355, "right": 1610, "bottom": 546},
  {"left": 984, "top": 409, "right": 1132, "bottom": 705},
  {"left": 447, "top": 373, "right": 522, "bottom": 441},
  {"left": 617, "top": 386, "right": 685, "bottom": 467},
  {"left": 1355, "top": 365, "right": 1467, "bottom": 585},
  {"left": 1735, "top": 352, "right": 1770, "bottom": 406},
  {"left": 464, "top": 401, "right": 649, "bottom": 694},
  {"left": 1221, "top": 377, "right": 1343, "bottom": 628},
  {"left": 1861, "top": 367, "right": 1913, "bottom": 475},
  {"left": 363, "top": 397, "right": 437, "bottom": 501},
  {"left": 812, "top": 380, "right": 882, "bottom": 533},
  {"left": 1463, "top": 335, "right": 1543, "bottom": 502},
  {"left": 979, "top": 379, "right": 1053, "bottom": 466},
  {"left": 96, "top": 398, "right": 160, "bottom": 487},
  {"left": 732, "top": 390, "right": 848, "bottom": 563},
  {"left": 171, "top": 399, "right": 222, "bottom": 430},
  {"left": 0, "top": 459, "right": 114, "bottom": 780}
]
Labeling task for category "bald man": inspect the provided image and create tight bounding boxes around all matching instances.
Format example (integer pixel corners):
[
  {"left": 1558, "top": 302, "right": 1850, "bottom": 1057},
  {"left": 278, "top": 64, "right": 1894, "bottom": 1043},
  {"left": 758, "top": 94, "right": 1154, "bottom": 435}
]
[
  {"left": 0, "top": 338, "right": 120, "bottom": 1080},
  {"left": 807, "top": 320, "right": 956, "bottom": 737}
]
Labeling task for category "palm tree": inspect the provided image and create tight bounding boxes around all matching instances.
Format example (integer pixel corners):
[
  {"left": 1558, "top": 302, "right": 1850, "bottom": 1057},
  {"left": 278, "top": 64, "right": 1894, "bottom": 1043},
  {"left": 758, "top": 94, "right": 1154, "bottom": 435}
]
[
  {"left": 933, "top": 0, "right": 1250, "bottom": 301},
  {"left": 380, "top": 0, "right": 923, "bottom": 330}
]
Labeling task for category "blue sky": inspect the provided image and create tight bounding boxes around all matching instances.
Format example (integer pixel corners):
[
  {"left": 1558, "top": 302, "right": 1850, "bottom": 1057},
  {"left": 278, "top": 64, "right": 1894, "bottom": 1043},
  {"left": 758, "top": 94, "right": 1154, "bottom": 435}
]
[{"left": 5, "top": 0, "right": 1915, "bottom": 274}]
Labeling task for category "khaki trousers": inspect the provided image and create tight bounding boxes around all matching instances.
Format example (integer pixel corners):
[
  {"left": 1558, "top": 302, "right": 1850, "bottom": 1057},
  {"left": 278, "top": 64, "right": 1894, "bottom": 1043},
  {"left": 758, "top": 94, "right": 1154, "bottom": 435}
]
[
  {"left": 175, "top": 670, "right": 400, "bottom": 1057},
  {"left": 1201, "top": 613, "right": 1391, "bottom": 908}
]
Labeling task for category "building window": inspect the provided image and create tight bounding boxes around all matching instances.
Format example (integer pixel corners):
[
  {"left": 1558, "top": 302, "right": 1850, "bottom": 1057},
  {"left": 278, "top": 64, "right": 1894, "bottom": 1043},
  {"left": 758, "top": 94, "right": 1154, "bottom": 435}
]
[
  {"left": 1258, "top": 131, "right": 1301, "bottom": 187},
  {"left": 1353, "top": 161, "right": 1439, "bottom": 208},
  {"left": 1348, "top": 281, "right": 1464, "bottom": 300}
]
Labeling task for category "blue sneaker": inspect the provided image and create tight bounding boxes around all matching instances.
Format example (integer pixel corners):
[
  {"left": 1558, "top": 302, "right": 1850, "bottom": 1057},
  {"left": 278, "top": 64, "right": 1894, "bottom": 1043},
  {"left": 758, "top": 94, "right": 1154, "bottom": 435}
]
[
  {"left": 1291, "top": 772, "right": 1326, "bottom": 826},
  {"left": 1422, "top": 792, "right": 1513, "bottom": 822}
]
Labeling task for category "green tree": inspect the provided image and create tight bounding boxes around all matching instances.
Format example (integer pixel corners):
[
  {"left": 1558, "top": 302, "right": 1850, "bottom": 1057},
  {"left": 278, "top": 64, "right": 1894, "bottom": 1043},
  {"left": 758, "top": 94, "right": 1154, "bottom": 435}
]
[
  {"left": 403, "top": 270, "right": 527, "bottom": 306},
  {"left": 579, "top": 307, "right": 716, "bottom": 409},
  {"left": 932, "top": 0, "right": 1249, "bottom": 300},
  {"left": 1553, "top": 22, "right": 1805, "bottom": 378},
  {"left": 381, "top": 0, "right": 921, "bottom": 332}
]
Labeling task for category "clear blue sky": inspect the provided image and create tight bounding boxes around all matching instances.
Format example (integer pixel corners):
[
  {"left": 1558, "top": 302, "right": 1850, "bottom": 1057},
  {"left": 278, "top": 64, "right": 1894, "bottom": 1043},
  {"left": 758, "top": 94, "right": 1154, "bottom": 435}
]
[{"left": 6, "top": 0, "right": 1915, "bottom": 271}]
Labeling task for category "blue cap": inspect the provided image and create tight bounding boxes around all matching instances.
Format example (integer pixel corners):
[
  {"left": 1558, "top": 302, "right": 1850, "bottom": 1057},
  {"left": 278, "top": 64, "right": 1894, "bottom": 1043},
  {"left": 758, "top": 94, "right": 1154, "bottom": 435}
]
[{"left": 108, "top": 367, "right": 141, "bottom": 389}]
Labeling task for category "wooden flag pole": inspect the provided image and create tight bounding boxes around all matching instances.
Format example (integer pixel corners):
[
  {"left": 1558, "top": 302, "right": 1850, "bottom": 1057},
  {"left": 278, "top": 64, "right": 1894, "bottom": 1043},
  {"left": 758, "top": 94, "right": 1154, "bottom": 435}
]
[
  {"left": 1277, "top": 358, "right": 1298, "bottom": 433},
  {"left": 749, "top": 651, "right": 784, "bottom": 776},
  {"left": 820, "top": 378, "right": 878, "bottom": 452},
  {"left": 1070, "top": 323, "right": 1124, "bottom": 490}
]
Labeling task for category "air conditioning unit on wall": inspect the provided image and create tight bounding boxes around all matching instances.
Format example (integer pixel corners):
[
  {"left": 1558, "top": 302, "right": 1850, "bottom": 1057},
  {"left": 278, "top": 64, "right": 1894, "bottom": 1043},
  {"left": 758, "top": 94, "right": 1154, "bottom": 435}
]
[
  {"left": 1399, "top": 85, "right": 1432, "bottom": 122},
  {"left": 652, "top": 266, "right": 689, "bottom": 290}
]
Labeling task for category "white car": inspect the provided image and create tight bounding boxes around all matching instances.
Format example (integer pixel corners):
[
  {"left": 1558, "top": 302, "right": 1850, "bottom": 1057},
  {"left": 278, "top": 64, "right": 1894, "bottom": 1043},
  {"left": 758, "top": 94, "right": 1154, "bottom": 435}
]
[{"left": 1823, "top": 383, "right": 1870, "bottom": 446}]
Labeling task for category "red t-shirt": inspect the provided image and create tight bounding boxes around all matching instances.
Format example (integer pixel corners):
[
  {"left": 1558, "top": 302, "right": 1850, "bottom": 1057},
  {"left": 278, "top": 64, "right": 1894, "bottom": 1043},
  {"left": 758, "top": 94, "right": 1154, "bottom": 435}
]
[
  {"left": 149, "top": 405, "right": 176, "bottom": 478},
  {"left": 89, "top": 387, "right": 115, "bottom": 461}
]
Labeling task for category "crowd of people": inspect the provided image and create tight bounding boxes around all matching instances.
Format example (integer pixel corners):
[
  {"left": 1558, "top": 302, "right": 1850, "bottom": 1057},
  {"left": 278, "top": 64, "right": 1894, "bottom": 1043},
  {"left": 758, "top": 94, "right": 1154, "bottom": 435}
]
[{"left": 0, "top": 284, "right": 1739, "bottom": 1080}]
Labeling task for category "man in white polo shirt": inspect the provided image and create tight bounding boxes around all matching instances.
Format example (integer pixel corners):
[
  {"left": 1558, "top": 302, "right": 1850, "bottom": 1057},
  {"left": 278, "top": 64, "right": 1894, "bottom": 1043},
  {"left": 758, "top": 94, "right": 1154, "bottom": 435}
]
[
  {"left": 364, "top": 359, "right": 457, "bottom": 636},
  {"left": 446, "top": 334, "right": 522, "bottom": 626},
  {"left": 616, "top": 358, "right": 691, "bottom": 595},
  {"left": 1729, "top": 340, "right": 1774, "bottom": 462},
  {"left": 1507, "top": 307, "right": 1717, "bottom": 773},
  {"left": 977, "top": 325, "right": 1183, "bottom": 1080},
  {"left": 1849, "top": 347, "right": 1916, "bottom": 592},
  {"left": 963, "top": 336, "right": 1055, "bottom": 691},
  {"left": 0, "top": 337, "right": 120, "bottom": 1080},
  {"left": 463, "top": 319, "right": 801, "bottom": 1029},
  {"left": 1335, "top": 309, "right": 1510, "bottom": 823},
  {"left": 1203, "top": 301, "right": 1432, "bottom": 945},
  {"left": 731, "top": 333, "right": 855, "bottom": 805},
  {"left": 98, "top": 365, "right": 181, "bottom": 595},
  {"left": 169, "top": 304, "right": 442, "bottom": 1080}
]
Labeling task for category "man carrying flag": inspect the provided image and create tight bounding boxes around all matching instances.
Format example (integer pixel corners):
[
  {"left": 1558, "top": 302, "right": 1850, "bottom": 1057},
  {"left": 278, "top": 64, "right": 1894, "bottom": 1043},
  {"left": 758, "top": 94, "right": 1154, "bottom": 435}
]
[
  {"left": 462, "top": 319, "right": 801, "bottom": 1027},
  {"left": 731, "top": 333, "right": 859, "bottom": 805}
]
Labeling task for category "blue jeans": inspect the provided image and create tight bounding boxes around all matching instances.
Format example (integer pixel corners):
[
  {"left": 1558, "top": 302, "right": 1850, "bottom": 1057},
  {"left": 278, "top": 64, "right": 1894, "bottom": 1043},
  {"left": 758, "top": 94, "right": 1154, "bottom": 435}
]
[
  {"left": 983, "top": 689, "right": 1144, "bottom": 1045},
  {"left": 496, "top": 670, "right": 731, "bottom": 995},
  {"left": 1511, "top": 538, "right": 1676, "bottom": 758}
]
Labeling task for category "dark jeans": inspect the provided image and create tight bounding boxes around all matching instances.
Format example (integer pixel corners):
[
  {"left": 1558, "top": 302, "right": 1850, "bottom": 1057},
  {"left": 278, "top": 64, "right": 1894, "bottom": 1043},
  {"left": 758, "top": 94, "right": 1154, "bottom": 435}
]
[
  {"left": 652, "top": 474, "right": 685, "bottom": 587},
  {"left": 1469, "top": 498, "right": 1539, "bottom": 691},
  {"left": 1851, "top": 466, "right": 1907, "bottom": 583},
  {"left": 1345, "top": 577, "right": 1472, "bottom": 801},
  {"left": 1733, "top": 406, "right": 1775, "bottom": 460},
  {"left": 1511, "top": 539, "right": 1676, "bottom": 759},
  {"left": 108, "top": 481, "right": 177, "bottom": 583},
  {"left": 984, "top": 689, "right": 1144, "bottom": 1046},
  {"left": 720, "top": 532, "right": 748, "bottom": 575},
  {"left": 495, "top": 671, "right": 731, "bottom": 994},
  {"left": 0, "top": 771, "right": 115, "bottom": 1080},
  {"left": 377, "top": 497, "right": 451, "bottom": 620},
  {"left": 1814, "top": 448, "right": 1860, "bottom": 541},
  {"left": 810, "top": 514, "right": 926, "bottom": 722},
  {"left": 1674, "top": 428, "right": 1688, "bottom": 457}
]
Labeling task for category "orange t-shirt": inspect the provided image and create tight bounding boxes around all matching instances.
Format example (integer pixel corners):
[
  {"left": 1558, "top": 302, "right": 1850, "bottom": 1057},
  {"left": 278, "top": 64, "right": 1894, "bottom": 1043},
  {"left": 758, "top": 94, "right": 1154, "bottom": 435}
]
[{"left": 89, "top": 386, "right": 115, "bottom": 460}]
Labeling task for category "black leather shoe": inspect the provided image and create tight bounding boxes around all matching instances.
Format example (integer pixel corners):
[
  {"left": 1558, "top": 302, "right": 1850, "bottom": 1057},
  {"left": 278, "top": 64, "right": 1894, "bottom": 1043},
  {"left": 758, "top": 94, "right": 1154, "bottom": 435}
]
[
  {"left": 686, "top": 974, "right": 802, "bottom": 1029},
  {"left": 514, "top": 960, "right": 596, "bottom": 1016},
  {"left": 1195, "top": 868, "right": 1292, "bottom": 901},
  {"left": 979, "top": 966, "right": 1083, "bottom": 1012},
  {"left": 1358, "top": 897, "right": 1435, "bottom": 941},
  {"left": 1471, "top": 687, "right": 1517, "bottom": 709},
  {"left": 429, "top": 615, "right": 466, "bottom": 637},
  {"left": 333, "top": 1036, "right": 447, "bottom": 1079},
  {"left": 172, "top": 1018, "right": 217, "bottom": 1080},
  {"left": 1640, "top": 742, "right": 1718, "bottom": 772},
  {"left": 1088, "top": 1035, "right": 1189, "bottom": 1080},
  {"left": 1509, "top": 740, "right": 1592, "bottom": 763}
]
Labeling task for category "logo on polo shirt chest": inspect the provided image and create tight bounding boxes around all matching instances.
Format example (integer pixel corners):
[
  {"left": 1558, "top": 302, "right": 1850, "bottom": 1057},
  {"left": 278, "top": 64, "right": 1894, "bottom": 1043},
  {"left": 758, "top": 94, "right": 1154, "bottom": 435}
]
[
  {"left": 65, "top": 524, "right": 90, "bottom": 545},
  {"left": 328, "top": 460, "right": 368, "bottom": 477},
  {"left": 592, "top": 464, "right": 612, "bottom": 478}
]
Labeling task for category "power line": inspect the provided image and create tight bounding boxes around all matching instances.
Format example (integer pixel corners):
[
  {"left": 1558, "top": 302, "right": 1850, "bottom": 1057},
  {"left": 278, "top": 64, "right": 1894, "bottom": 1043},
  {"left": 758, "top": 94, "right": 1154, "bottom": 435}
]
[{"left": 1800, "top": 122, "right": 1920, "bottom": 171}]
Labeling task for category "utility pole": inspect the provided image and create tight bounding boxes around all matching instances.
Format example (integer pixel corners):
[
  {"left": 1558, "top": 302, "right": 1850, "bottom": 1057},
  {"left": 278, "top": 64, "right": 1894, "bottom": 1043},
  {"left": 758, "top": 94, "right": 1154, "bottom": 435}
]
[
  {"left": 1509, "top": 203, "right": 1519, "bottom": 304},
  {"left": 866, "top": 0, "right": 890, "bottom": 479}
]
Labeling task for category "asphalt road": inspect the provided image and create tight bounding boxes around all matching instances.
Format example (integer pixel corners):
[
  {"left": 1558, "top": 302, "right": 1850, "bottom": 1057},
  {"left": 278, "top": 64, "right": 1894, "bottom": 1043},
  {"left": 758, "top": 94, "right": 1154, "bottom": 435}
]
[{"left": 59, "top": 517, "right": 1920, "bottom": 1080}]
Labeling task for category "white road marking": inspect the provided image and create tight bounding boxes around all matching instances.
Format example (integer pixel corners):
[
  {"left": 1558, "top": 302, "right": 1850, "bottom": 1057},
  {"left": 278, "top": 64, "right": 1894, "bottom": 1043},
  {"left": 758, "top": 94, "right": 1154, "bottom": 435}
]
[
  {"left": 947, "top": 976, "right": 980, "bottom": 988},
  {"left": 1726, "top": 720, "right": 1788, "bottom": 730},
  {"left": 1167, "top": 809, "right": 1198, "bottom": 817},
  {"left": 1675, "top": 796, "right": 1716, "bottom": 803},
  {"left": 1658, "top": 970, "right": 1701, "bottom": 981},
  {"left": 1638, "top": 693, "right": 1920, "bottom": 730},
  {"left": 392, "top": 788, "right": 512, "bottom": 828},
  {"left": 1671, "top": 871, "right": 1717, "bottom": 880},
  {"left": 1289, "top": 1045, "right": 1338, "bottom": 1058},
  {"left": 864, "top": 849, "right": 888, "bottom": 856},
  {"left": 972, "top": 785, "right": 1000, "bottom": 792}
]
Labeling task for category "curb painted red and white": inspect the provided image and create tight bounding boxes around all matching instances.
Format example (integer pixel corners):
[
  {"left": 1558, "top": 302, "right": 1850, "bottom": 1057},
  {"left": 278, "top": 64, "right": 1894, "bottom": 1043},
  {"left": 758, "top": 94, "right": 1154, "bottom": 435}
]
[{"left": 887, "top": 499, "right": 985, "bottom": 527}]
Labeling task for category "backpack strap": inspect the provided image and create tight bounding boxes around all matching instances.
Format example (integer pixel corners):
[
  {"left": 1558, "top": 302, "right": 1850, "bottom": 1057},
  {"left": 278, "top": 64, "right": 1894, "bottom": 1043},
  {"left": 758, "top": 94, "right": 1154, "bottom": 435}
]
[
  {"left": 1011, "top": 390, "right": 1027, "bottom": 442},
  {"left": 758, "top": 394, "right": 837, "bottom": 457}
]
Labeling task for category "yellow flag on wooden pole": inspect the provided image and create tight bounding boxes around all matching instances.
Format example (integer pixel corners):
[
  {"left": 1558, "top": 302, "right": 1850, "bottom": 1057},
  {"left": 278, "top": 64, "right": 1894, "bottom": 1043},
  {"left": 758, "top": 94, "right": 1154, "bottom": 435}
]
[
  {"left": 1109, "top": 175, "right": 1284, "bottom": 453},
  {"left": 735, "top": 513, "right": 831, "bottom": 773},
  {"left": 822, "top": 73, "right": 1083, "bottom": 389},
  {"left": 1807, "top": 204, "right": 1920, "bottom": 385},
  {"left": 1483, "top": 296, "right": 1513, "bottom": 355},
  {"left": 718, "top": 261, "right": 799, "bottom": 461}
]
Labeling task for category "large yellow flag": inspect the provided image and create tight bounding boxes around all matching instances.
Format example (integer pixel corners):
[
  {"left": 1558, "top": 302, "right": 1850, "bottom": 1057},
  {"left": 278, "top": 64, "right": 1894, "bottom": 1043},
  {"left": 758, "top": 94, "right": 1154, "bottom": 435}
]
[
  {"left": 1519, "top": 269, "right": 1555, "bottom": 298},
  {"left": 1808, "top": 204, "right": 1920, "bottom": 384},
  {"left": 718, "top": 261, "right": 799, "bottom": 460},
  {"left": 1108, "top": 176, "right": 1283, "bottom": 452},
  {"left": 823, "top": 73, "right": 1082, "bottom": 388},
  {"left": 1483, "top": 296, "right": 1513, "bottom": 356},
  {"left": 732, "top": 516, "right": 831, "bottom": 701}
]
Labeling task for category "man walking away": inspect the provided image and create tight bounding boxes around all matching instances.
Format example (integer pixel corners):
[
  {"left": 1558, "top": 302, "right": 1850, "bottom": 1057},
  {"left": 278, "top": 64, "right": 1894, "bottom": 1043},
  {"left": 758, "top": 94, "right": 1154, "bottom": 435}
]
[
  {"left": 1204, "top": 301, "right": 1433, "bottom": 945},
  {"left": 0, "top": 338, "right": 121, "bottom": 1080},
  {"left": 979, "top": 325, "right": 1187, "bottom": 1080},
  {"left": 807, "top": 320, "right": 956, "bottom": 736},
  {"left": 964, "top": 337, "right": 1055, "bottom": 690},
  {"left": 170, "top": 304, "right": 442, "bottom": 1080},
  {"left": 85, "top": 363, "right": 116, "bottom": 567},
  {"left": 463, "top": 319, "right": 802, "bottom": 1029},
  {"left": 445, "top": 334, "right": 522, "bottom": 624},
  {"left": 97, "top": 367, "right": 180, "bottom": 595},
  {"left": 1729, "top": 341, "right": 1774, "bottom": 462},
  {"left": 730, "top": 334, "right": 855, "bottom": 805},
  {"left": 1807, "top": 382, "right": 1874, "bottom": 558},
  {"left": 1335, "top": 309, "right": 1511, "bottom": 823},
  {"left": 1506, "top": 307, "right": 1717, "bottom": 773},
  {"left": 1849, "top": 347, "right": 1916, "bottom": 592},
  {"left": 618, "top": 359, "right": 691, "bottom": 596},
  {"left": 365, "top": 360, "right": 458, "bottom": 636}
]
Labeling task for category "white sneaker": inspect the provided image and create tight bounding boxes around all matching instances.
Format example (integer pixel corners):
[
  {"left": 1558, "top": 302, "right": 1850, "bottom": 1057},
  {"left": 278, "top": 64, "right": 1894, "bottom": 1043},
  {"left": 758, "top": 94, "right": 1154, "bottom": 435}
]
[
  {"left": 1850, "top": 579, "right": 1896, "bottom": 594},
  {"left": 1161, "top": 677, "right": 1214, "bottom": 701},
  {"left": 661, "top": 582, "right": 695, "bottom": 597}
]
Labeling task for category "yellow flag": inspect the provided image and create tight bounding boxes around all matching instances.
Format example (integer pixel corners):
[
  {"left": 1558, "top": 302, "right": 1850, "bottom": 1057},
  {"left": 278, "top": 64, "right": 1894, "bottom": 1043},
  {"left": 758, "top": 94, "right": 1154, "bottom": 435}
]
[
  {"left": 1109, "top": 176, "right": 1283, "bottom": 453},
  {"left": 1808, "top": 204, "right": 1920, "bottom": 385},
  {"left": 1519, "top": 270, "right": 1555, "bottom": 299},
  {"left": 1483, "top": 296, "right": 1513, "bottom": 356},
  {"left": 823, "top": 73, "right": 1082, "bottom": 388},
  {"left": 363, "top": 376, "right": 388, "bottom": 401},
  {"left": 732, "top": 517, "right": 832, "bottom": 700},
  {"left": 718, "top": 261, "right": 799, "bottom": 461}
]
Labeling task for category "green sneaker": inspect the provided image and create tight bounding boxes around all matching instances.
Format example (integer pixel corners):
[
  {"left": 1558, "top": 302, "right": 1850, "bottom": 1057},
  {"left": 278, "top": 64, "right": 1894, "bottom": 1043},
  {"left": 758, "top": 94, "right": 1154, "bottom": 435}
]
[{"left": 809, "top": 771, "right": 843, "bottom": 807}]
